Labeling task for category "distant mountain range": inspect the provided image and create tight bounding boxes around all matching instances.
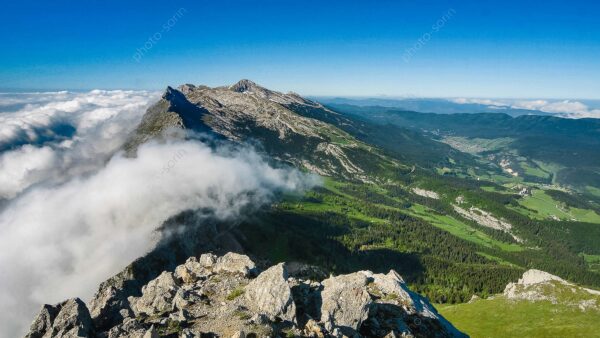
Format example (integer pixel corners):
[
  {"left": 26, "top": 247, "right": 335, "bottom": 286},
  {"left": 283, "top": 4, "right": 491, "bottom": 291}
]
[{"left": 313, "top": 97, "right": 554, "bottom": 117}]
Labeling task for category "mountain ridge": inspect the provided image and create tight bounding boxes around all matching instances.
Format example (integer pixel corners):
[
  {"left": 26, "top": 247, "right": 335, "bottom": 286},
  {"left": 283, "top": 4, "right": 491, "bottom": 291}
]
[{"left": 124, "top": 80, "right": 406, "bottom": 182}]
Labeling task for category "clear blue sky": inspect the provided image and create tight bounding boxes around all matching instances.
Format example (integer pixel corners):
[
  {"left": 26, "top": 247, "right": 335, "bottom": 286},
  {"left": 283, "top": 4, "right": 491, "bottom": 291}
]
[{"left": 1, "top": 0, "right": 599, "bottom": 98}]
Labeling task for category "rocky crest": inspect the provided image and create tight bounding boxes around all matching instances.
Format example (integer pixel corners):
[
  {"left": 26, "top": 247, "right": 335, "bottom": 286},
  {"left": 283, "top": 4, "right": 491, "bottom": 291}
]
[
  {"left": 25, "top": 253, "right": 466, "bottom": 338},
  {"left": 124, "top": 80, "right": 402, "bottom": 181}
]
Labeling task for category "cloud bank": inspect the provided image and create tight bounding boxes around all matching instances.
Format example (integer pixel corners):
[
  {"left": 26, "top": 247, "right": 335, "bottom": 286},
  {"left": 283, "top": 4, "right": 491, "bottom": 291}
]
[
  {"left": 0, "top": 91, "right": 317, "bottom": 337},
  {"left": 0, "top": 90, "right": 159, "bottom": 198},
  {"left": 451, "top": 97, "right": 600, "bottom": 118}
]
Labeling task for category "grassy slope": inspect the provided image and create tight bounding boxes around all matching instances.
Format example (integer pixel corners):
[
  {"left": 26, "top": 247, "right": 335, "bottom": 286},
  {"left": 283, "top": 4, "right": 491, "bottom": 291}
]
[
  {"left": 324, "top": 180, "right": 523, "bottom": 254},
  {"left": 514, "top": 189, "right": 600, "bottom": 223},
  {"left": 406, "top": 204, "right": 523, "bottom": 253},
  {"left": 438, "top": 297, "right": 600, "bottom": 338}
]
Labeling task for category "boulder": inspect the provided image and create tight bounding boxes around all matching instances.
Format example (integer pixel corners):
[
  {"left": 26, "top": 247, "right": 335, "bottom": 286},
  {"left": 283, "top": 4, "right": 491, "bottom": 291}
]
[
  {"left": 244, "top": 263, "right": 296, "bottom": 322},
  {"left": 25, "top": 298, "right": 94, "bottom": 338},
  {"left": 89, "top": 283, "right": 133, "bottom": 332},
  {"left": 130, "top": 271, "right": 179, "bottom": 316},
  {"left": 199, "top": 253, "right": 217, "bottom": 268},
  {"left": 213, "top": 253, "right": 257, "bottom": 277},
  {"left": 88, "top": 264, "right": 144, "bottom": 332},
  {"left": 320, "top": 272, "right": 372, "bottom": 335},
  {"left": 174, "top": 257, "right": 210, "bottom": 284},
  {"left": 102, "top": 318, "right": 146, "bottom": 338},
  {"left": 172, "top": 286, "right": 204, "bottom": 310},
  {"left": 180, "top": 328, "right": 200, "bottom": 338}
]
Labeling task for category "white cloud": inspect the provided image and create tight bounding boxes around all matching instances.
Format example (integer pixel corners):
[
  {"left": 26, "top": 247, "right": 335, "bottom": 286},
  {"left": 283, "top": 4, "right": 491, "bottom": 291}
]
[
  {"left": 451, "top": 97, "right": 600, "bottom": 118},
  {"left": 0, "top": 92, "right": 318, "bottom": 337},
  {"left": 450, "top": 98, "right": 506, "bottom": 107},
  {"left": 0, "top": 90, "right": 158, "bottom": 149},
  {"left": 511, "top": 100, "right": 600, "bottom": 118},
  {"left": 0, "top": 145, "right": 58, "bottom": 199},
  {"left": 0, "top": 90, "right": 160, "bottom": 198}
]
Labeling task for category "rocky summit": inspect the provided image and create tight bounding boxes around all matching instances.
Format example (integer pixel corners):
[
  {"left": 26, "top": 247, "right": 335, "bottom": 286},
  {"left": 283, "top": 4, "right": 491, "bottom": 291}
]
[{"left": 25, "top": 252, "right": 466, "bottom": 338}]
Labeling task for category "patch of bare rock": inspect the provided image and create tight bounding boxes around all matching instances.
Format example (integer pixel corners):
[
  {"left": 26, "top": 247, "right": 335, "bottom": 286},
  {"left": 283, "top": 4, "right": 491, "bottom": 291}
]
[{"left": 503, "top": 269, "right": 600, "bottom": 311}]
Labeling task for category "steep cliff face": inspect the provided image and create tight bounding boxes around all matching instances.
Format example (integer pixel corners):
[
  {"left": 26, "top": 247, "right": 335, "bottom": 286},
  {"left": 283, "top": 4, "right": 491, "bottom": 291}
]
[
  {"left": 25, "top": 253, "right": 467, "bottom": 338},
  {"left": 124, "top": 80, "right": 404, "bottom": 181}
]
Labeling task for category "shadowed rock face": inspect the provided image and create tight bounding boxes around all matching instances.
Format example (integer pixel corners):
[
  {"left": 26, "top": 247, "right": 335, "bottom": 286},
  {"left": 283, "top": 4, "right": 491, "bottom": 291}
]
[
  {"left": 25, "top": 298, "right": 94, "bottom": 338},
  {"left": 123, "top": 86, "right": 213, "bottom": 156},
  {"left": 25, "top": 253, "right": 467, "bottom": 338}
]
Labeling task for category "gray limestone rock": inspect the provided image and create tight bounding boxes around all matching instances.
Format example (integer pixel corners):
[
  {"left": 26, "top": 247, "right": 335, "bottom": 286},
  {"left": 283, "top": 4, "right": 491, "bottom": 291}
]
[
  {"left": 320, "top": 272, "right": 372, "bottom": 335},
  {"left": 244, "top": 263, "right": 296, "bottom": 322},
  {"left": 25, "top": 298, "right": 94, "bottom": 338}
]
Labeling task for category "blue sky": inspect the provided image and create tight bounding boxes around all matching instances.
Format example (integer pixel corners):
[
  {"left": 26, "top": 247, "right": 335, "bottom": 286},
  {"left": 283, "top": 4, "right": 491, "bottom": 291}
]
[{"left": 1, "top": 0, "right": 599, "bottom": 98}]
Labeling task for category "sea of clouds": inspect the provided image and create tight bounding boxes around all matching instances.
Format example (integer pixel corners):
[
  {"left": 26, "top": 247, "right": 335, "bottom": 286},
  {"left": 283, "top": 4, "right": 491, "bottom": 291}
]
[{"left": 0, "top": 91, "right": 317, "bottom": 337}]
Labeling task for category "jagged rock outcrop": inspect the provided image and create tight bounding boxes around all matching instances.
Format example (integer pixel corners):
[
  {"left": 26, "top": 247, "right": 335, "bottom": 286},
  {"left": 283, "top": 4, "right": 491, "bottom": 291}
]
[
  {"left": 213, "top": 252, "right": 257, "bottom": 277},
  {"left": 25, "top": 253, "right": 467, "bottom": 338},
  {"left": 25, "top": 298, "right": 94, "bottom": 338},
  {"left": 129, "top": 271, "right": 180, "bottom": 316}
]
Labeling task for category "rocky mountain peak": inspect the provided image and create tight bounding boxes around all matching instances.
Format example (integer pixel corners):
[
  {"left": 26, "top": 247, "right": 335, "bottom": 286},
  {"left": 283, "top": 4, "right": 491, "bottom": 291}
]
[
  {"left": 178, "top": 84, "right": 197, "bottom": 95},
  {"left": 162, "top": 86, "right": 188, "bottom": 103},
  {"left": 229, "top": 79, "right": 262, "bottom": 93},
  {"left": 124, "top": 80, "right": 400, "bottom": 181},
  {"left": 163, "top": 85, "right": 176, "bottom": 98}
]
